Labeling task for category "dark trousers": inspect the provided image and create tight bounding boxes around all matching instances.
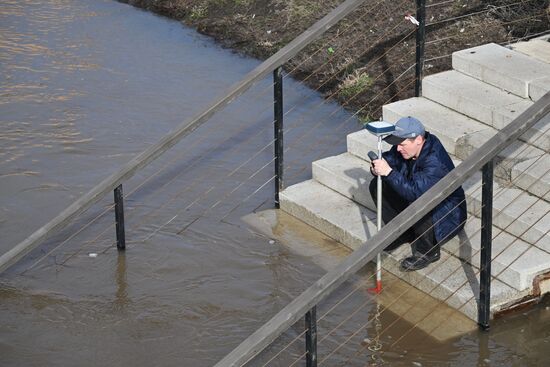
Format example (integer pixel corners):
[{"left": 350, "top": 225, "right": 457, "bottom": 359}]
[{"left": 369, "top": 178, "right": 439, "bottom": 256}]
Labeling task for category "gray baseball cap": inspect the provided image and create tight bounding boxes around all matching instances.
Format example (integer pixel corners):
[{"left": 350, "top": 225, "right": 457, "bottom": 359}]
[{"left": 383, "top": 116, "right": 425, "bottom": 145}]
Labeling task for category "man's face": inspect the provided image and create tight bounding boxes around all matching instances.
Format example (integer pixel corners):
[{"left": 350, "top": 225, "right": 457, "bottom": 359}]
[{"left": 396, "top": 136, "right": 423, "bottom": 160}]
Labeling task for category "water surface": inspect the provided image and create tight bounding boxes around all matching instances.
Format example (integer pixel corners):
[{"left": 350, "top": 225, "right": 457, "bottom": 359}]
[{"left": 1, "top": 1, "right": 549, "bottom": 366}]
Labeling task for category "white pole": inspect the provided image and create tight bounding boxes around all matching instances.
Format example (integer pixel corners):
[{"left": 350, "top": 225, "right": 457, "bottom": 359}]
[{"left": 375, "top": 136, "right": 383, "bottom": 292}]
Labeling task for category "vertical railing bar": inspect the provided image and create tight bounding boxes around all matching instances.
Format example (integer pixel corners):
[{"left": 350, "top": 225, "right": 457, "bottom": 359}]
[
  {"left": 478, "top": 159, "right": 493, "bottom": 330},
  {"left": 274, "top": 66, "right": 284, "bottom": 208},
  {"left": 415, "top": 0, "right": 426, "bottom": 97},
  {"left": 114, "top": 184, "right": 126, "bottom": 250},
  {"left": 305, "top": 306, "right": 317, "bottom": 367}
]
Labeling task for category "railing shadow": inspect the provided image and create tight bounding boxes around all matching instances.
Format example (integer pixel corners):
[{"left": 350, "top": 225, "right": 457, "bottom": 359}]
[{"left": 457, "top": 229, "right": 480, "bottom": 309}]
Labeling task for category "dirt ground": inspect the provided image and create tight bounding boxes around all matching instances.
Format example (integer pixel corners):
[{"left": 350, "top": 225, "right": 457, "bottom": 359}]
[{"left": 120, "top": 0, "right": 549, "bottom": 119}]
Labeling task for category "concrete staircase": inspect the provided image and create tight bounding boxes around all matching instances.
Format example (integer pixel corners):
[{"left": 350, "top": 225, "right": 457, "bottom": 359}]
[{"left": 280, "top": 39, "right": 550, "bottom": 321}]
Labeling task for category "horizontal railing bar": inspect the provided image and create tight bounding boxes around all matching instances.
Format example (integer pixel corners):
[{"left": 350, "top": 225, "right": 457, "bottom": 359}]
[
  {"left": 0, "top": 0, "right": 368, "bottom": 274},
  {"left": 214, "top": 91, "right": 550, "bottom": 367}
]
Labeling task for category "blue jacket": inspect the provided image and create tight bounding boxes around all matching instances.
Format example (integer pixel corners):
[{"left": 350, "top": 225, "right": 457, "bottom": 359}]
[{"left": 382, "top": 132, "right": 467, "bottom": 243}]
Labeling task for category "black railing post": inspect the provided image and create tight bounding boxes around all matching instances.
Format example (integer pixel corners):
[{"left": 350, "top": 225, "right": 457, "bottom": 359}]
[
  {"left": 478, "top": 159, "right": 493, "bottom": 330},
  {"left": 305, "top": 306, "right": 317, "bottom": 367},
  {"left": 114, "top": 184, "right": 126, "bottom": 250},
  {"left": 415, "top": 0, "right": 426, "bottom": 97},
  {"left": 274, "top": 66, "right": 284, "bottom": 208}
]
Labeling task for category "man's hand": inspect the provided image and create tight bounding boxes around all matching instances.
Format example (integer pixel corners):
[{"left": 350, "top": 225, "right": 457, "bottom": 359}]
[{"left": 372, "top": 158, "right": 392, "bottom": 177}]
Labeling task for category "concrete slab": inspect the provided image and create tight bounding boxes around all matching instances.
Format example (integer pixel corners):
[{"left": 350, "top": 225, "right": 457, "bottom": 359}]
[
  {"left": 378, "top": 96, "right": 547, "bottom": 195},
  {"left": 453, "top": 43, "right": 550, "bottom": 99},
  {"left": 451, "top": 165, "right": 550, "bottom": 249},
  {"left": 519, "top": 111, "right": 550, "bottom": 152},
  {"left": 509, "top": 39, "right": 550, "bottom": 64},
  {"left": 511, "top": 155, "right": 550, "bottom": 202},
  {"left": 312, "top": 153, "right": 376, "bottom": 211},
  {"left": 422, "top": 70, "right": 534, "bottom": 130},
  {"left": 313, "top": 153, "right": 550, "bottom": 249},
  {"left": 277, "top": 182, "right": 526, "bottom": 320},
  {"left": 281, "top": 177, "right": 548, "bottom": 293},
  {"left": 443, "top": 219, "right": 550, "bottom": 291},
  {"left": 279, "top": 180, "right": 377, "bottom": 250},
  {"left": 346, "top": 115, "right": 546, "bottom": 199},
  {"left": 530, "top": 77, "right": 550, "bottom": 101},
  {"left": 461, "top": 130, "right": 544, "bottom": 182},
  {"left": 382, "top": 97, "right": 490, "bottom": 156},
  {"left": 346, "top": 129, "right": 391, "bottom": 162}
]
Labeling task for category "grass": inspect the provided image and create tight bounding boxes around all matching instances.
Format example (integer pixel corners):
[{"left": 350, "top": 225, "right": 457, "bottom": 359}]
[{"left": 339, "top": 69, "right": 373, "bottom": 99}]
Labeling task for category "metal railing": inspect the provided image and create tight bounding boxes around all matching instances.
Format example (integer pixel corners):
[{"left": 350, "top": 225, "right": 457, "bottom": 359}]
[
  {"left": 214, "top": 91, "right": 550, "bottom": 367},
  {"left": 0, "top": 0, "right": 369, "bottom": 274}
]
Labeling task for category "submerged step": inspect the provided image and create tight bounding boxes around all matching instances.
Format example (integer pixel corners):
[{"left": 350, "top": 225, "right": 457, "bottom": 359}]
[
  {"left": 452, "top": 43, "right": 550, "bottom": 100},
  {"left": 422, "top": 70, "right": 533, "bottom": 130},
  {"left": 381, "top": 245, "right": 523, "bottom": 321}
]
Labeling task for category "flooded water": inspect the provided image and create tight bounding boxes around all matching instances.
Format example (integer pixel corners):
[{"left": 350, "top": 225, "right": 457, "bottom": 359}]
[{"left": 1, "top": 1, "right": 549, "bottom": 366}]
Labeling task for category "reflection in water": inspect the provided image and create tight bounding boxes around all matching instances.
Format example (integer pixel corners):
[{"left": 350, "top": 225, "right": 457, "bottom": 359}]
[{"left": 113, "top": 252, "right": 128, "bottom": 312}]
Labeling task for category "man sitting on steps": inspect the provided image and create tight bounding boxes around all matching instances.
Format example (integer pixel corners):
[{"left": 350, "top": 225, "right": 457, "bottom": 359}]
[{"left": 369, "top": 116, "right": 467, "bottom": 271}]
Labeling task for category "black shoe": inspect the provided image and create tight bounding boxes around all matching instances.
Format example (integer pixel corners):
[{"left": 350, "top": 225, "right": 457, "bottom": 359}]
[{"left": 400, "top": 252, "right": 440, "bottom": 271}]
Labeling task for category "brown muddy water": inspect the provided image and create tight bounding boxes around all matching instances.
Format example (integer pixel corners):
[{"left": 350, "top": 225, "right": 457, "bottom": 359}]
[{"left": 1, "top": 1, "right": 549, "bottom": 366}]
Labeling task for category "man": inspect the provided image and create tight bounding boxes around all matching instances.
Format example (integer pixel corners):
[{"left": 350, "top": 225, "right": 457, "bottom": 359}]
[{"left": 369, "top": 116, "right": 467, "bottom": 271}]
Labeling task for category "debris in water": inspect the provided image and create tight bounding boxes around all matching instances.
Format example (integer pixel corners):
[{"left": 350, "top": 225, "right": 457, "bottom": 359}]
[
  {"left": 405, "top": 14, "right": 420, "bottom": 26},
  {"left": 269, "top": 240, "right": 275, "bottom": 245},
  {"left": 89, "top": 253, "right": 98, "bottom": 258},
  {"left": 413, "top": 362, "right": 422, "bottom": 367}
]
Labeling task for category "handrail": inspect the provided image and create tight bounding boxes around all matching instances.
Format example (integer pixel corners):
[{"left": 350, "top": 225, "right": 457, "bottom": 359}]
[
  {"left": 0, "top": 0, "right": 368, "bottom": 274},
  {"left": 214, "top": 91, "right": 550, "bottom": 367}
]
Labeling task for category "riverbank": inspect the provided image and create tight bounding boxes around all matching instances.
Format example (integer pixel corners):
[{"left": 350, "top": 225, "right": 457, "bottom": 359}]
[{"left": 120, "top": 0, "right": 549, "bottom": 119}]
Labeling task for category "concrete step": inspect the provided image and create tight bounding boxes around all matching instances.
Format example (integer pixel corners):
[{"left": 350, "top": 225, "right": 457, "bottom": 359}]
[
  {"left": 380, "top": 97, "right": 550, "bottom": 199},
  {"left": 278, "top": 181, "right": 533, "bottom": 320},
  {"left": 422, "top": 70, "right": 533, "bottom": 130},
  {"left": 279, "top": 180, "right": 377, "bottom": 249},
  {"left": 380, "top": 97, "right": 490, "bottom": 157},
  {"left": 441, "top": 218, "right": 550, "bottom": 292},
  {"left": 281, "top": 178, "right": 550, "bottom": 291},
  {"left": 381, "top": 245, "right": 524, "bottom": 321},
  {"left": 312, "top": 152, "right": 550, "bottom": 250},
  {"left": 452, "top": 43, "right": 550, "bottom": 100},
  {"left": 312, "top": 153, "right": 375, "bottom": 211},
  {"left": 512, "top": 155, "right": 550, "bottom": 202},
  {"left": 463, "top": 170, "right": 550, "bottom": 249},
  {"left": 509, "top": 39, "right": 550, "bottom": 64}
]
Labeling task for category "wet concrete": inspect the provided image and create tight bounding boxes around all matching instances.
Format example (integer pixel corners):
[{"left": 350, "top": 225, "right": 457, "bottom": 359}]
[{"left": 1, "top": 1, "right": 550, "bottom": 366}]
